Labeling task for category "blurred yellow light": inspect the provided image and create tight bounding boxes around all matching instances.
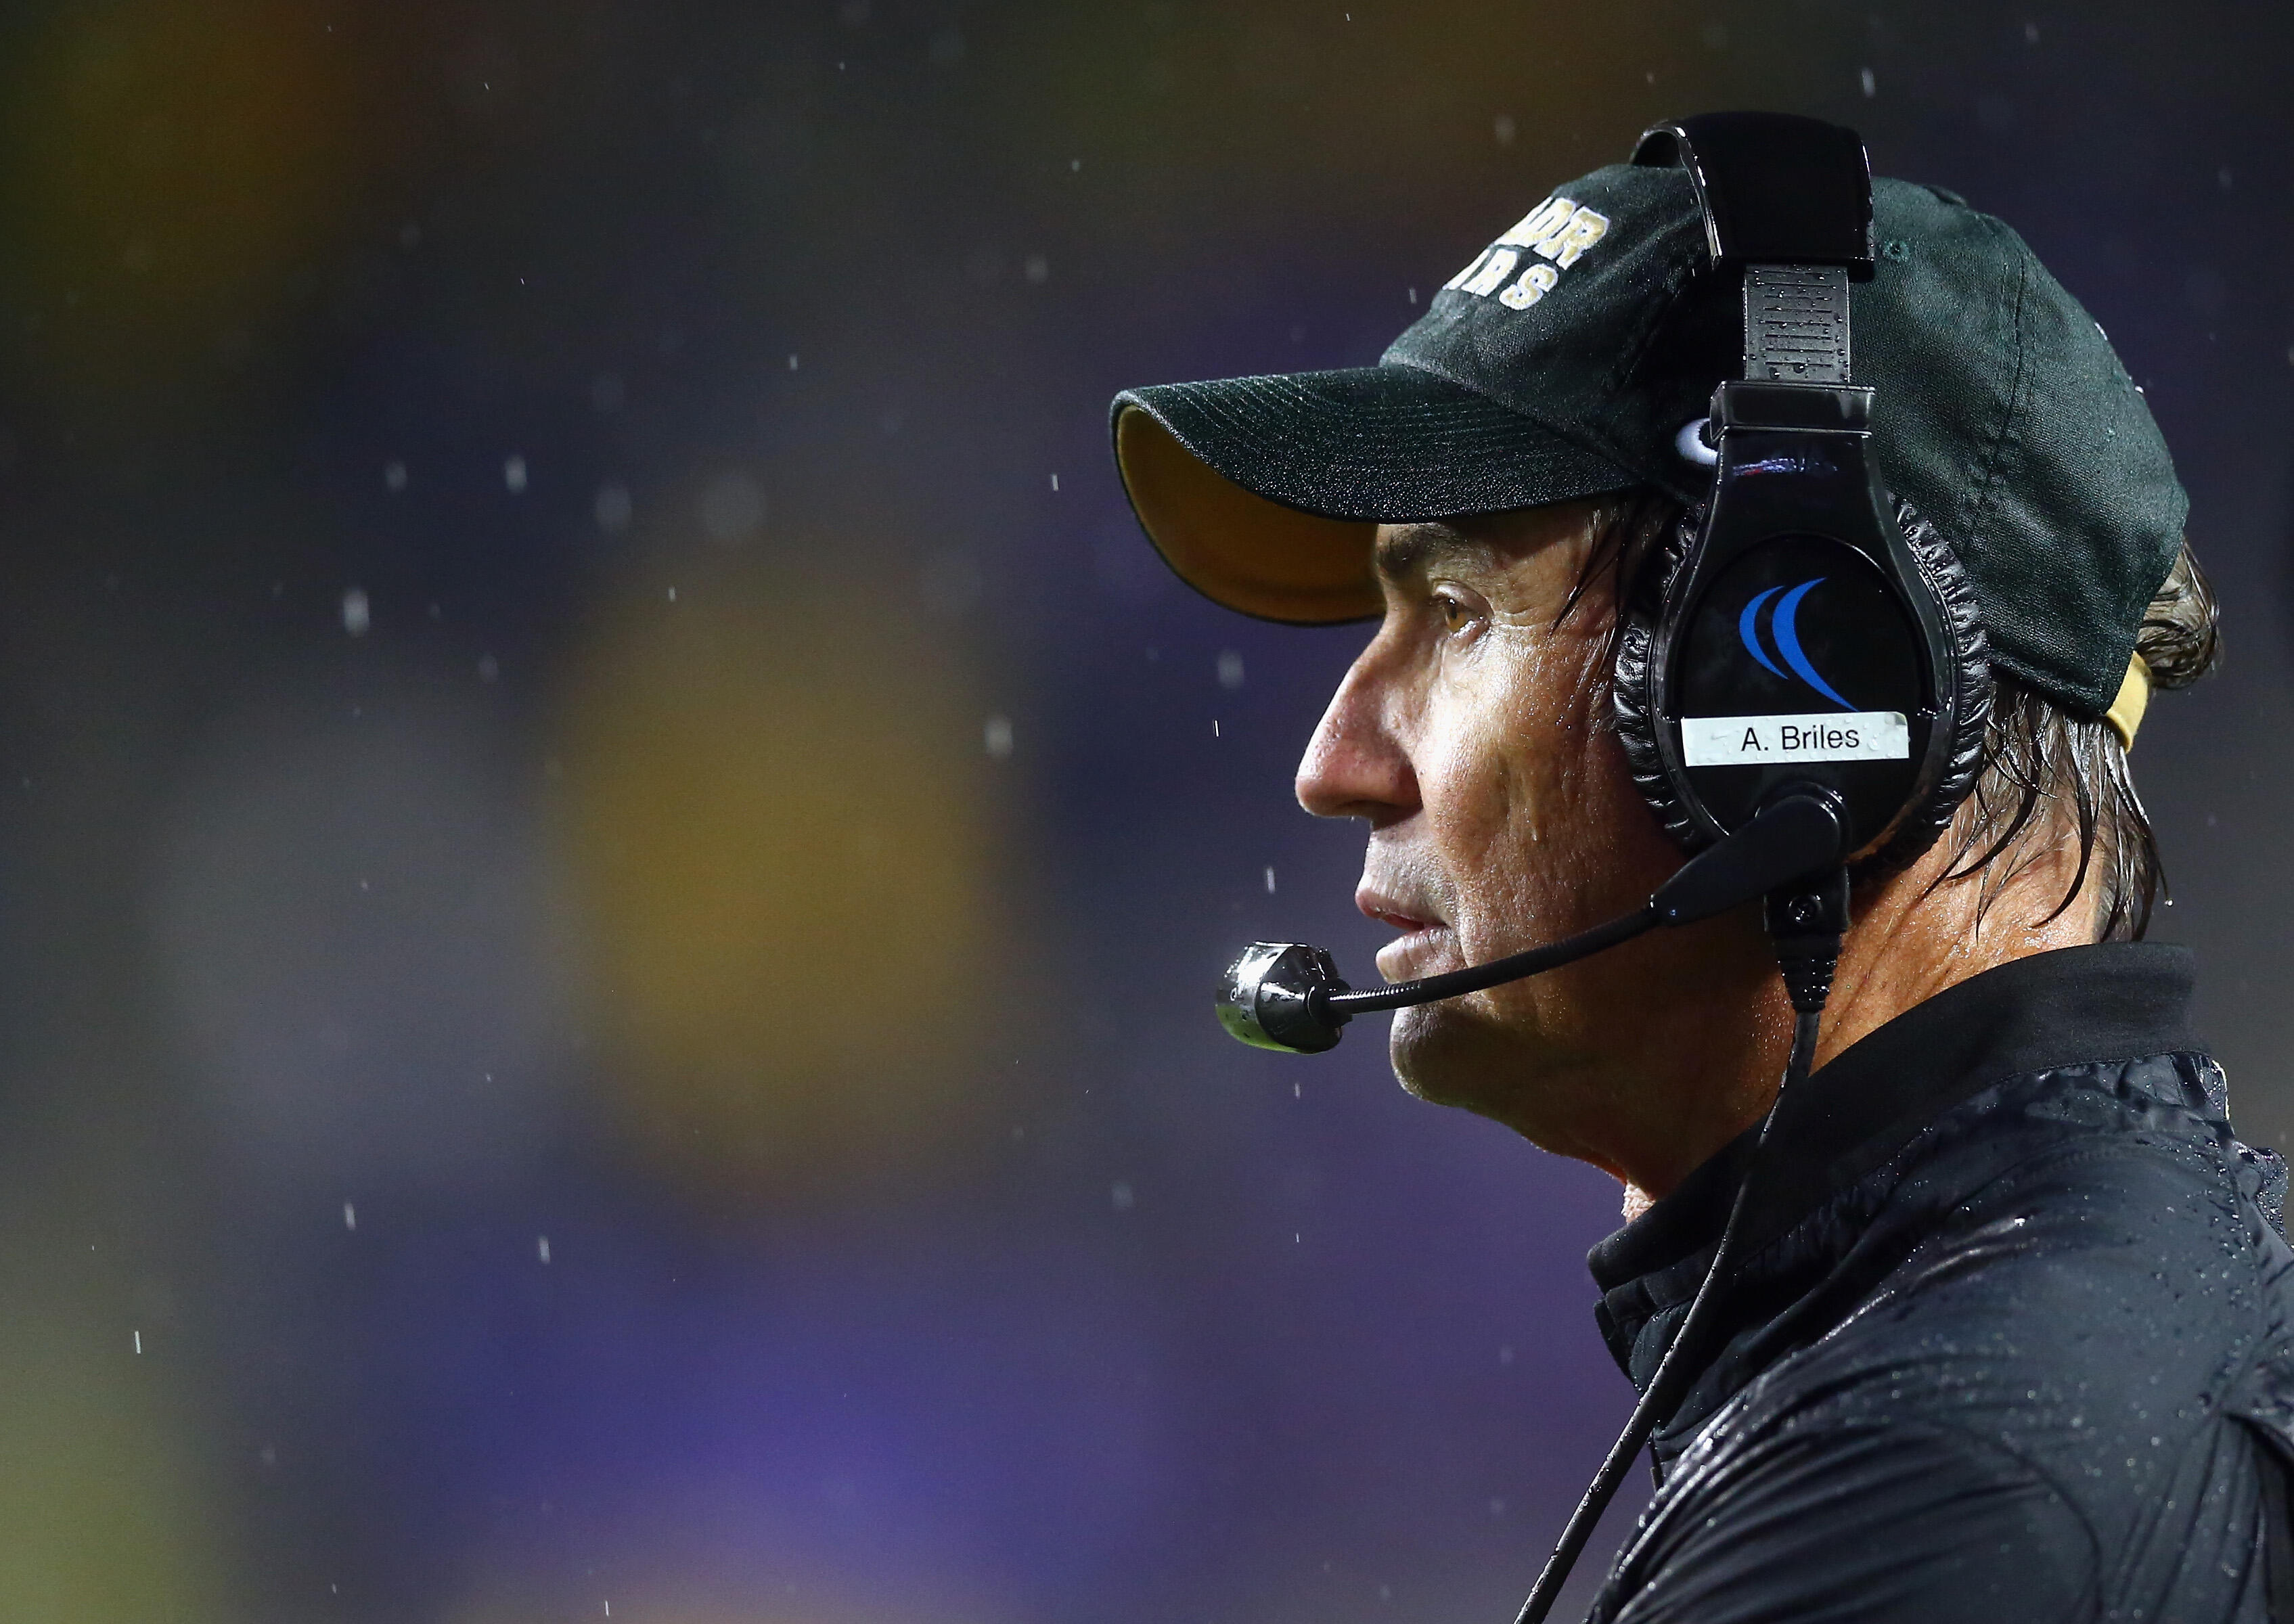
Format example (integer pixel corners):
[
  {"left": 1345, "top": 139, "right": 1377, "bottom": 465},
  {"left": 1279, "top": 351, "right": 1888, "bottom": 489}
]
[
  {"left": 0, "top": 0, "right": 360, "bottom": 373},
  {"left": 0, "top": 1314, "right": 225, "bottom": 1621},
  {"left": 554, "top": 575, "right": 1010, "bottom": 1202}
]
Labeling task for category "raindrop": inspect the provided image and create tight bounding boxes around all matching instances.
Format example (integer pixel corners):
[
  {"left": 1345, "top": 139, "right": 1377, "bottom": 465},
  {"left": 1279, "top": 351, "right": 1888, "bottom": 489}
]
[
  {"left": 1217, "top": 650, "right": 1246, "bottom": 689},
  {"left": 1860, "top": 66, "right": 1876, "bottom": 97},
  {"left": 537, "top": 1236, "right": 552, "bottom": 1264},
  {"left": 589, "top": 371, "right": 625, "bottom": 413},
  {"left": 503, "top": 454, "right": 528, "bottom": 493},
  {"left": 478, "top": 654, "right": 500, "bottom": 682},
  {"left": 1025, "top": 254, "right": 1050, "bottom": 284},
  {"left": 342, "top": 1202, "right": 357, "bottom": 1230},
  {"left": 985, "top": 715, "right": 1014, "bottom": 759},
  {"left": 384, "top": 460, "right": 407, "bottom": 493},
  {"left": 133, "top": 1330, "right": 142, "bottom": 1355},
  {"left": 1492, "top": 113, "right": 1516, "bottom": 147},
  {"left": 1264, "top": 865, "right": 1276, "bottom": 894},
  {"left": 341, "top": 589, "right": 371, "bottom": 636},
  {"left": 398, "top": 220, "right": 422, "bottom": 250},
  {"left": 1049, "top": 472, "right": 1060, "bottom": 492},
  {"left": 1111, "top": 1180, "right": 1135, "bottom": 1211},
  {"left": 594, "top": 482, "right": 633, "bottom": 533},
  {"left": 2023, "top": 20, "right": 2040, "bottom": 41},
  {"left": 787, "top": 353, "right": 801, "bottom": 370}
]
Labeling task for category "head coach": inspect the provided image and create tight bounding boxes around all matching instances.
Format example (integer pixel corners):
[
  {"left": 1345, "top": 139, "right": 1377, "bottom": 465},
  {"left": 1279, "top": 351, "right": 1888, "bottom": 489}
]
[{"left": 1107, "top": 114, "right": 2294, "bottom": 1621}]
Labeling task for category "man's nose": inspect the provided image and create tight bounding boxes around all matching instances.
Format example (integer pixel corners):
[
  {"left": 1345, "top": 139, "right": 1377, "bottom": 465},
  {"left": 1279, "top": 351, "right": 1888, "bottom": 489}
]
[{"left": 1296, "top": 648, "right": 1418, "bottom": 822}]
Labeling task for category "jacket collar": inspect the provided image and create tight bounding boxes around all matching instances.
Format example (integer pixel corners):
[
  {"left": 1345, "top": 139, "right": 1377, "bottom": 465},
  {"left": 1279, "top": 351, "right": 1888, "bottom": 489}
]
[{"left": 1586, "top": 942, "right": 2204, "bottom": 1424}]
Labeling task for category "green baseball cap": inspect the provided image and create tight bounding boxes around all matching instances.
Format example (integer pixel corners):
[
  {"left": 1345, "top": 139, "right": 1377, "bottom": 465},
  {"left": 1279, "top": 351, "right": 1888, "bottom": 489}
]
[{"left": 1111, "top": 148, "right": 2186, "bottom": 717}]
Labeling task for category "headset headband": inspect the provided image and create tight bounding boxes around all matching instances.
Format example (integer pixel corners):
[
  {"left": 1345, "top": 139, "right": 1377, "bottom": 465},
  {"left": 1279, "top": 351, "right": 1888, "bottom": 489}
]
[
  {"left": 1632, "top": 113, "right": 1876, "bottom": 275},
  {"left": 1637, "top": 114, "right": 1876, "bottom": 394}
]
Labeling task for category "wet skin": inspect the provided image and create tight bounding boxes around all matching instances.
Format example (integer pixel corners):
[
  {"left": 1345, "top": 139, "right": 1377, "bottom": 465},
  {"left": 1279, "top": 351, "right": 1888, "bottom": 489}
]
[{"left": 1294, "top": 500, "right": 2100, "bottom": 1213}]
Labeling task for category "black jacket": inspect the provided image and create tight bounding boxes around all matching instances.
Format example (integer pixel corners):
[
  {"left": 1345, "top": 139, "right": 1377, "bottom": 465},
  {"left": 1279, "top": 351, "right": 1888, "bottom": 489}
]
[{"left": 1583, "top": 944, "right": 2294, "bottom": 1623}]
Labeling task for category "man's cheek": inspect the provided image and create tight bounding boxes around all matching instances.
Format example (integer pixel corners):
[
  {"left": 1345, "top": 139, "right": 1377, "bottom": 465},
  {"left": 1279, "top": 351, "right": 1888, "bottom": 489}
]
[{"left": 1423, "top": 715, "right": 1531, "bottom": 857}]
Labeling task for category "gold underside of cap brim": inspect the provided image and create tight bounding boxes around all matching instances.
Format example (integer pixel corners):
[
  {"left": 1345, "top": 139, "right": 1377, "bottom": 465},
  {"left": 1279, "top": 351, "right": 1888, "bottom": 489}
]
[
  {"left": 1113, "top": 406, "right": 1380, "bottom": 625},
  {"left": 2105, "top": 652, "right": 2151, "bottom": 750}
]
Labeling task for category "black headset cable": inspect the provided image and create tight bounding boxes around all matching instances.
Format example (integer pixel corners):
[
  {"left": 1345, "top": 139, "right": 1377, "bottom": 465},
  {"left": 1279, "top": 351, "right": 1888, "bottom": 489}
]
[{"left": 1512, "top": 870, "right": 1847, "bottom": 1624}]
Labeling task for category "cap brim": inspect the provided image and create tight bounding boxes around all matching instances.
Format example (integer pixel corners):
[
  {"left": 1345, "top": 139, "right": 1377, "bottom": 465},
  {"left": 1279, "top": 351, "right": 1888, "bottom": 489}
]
[{"left": 1112, "top": 363, "right": 1639, "bottom": 625}]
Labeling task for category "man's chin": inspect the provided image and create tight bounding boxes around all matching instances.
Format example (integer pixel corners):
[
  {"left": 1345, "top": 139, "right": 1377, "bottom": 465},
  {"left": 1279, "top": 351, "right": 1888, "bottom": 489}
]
[{"left": 1388, "top": 1001, "right": 1524, "bottom": 1115}]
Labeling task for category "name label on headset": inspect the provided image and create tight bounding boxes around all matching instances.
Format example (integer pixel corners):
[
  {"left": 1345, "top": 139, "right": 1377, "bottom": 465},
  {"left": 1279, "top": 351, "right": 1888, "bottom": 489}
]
[{"left": 1681, "top": 711, "right": 1910, "bottom": 766}]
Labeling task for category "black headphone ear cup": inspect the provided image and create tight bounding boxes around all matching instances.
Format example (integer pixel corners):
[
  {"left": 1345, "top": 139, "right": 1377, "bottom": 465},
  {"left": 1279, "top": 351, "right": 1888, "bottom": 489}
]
[
  {"left": 1857, "top": 497, "right": 1993, "bottom": 875},
  {"left": 1611, "top": 495, "right": 1993, "bottom": 870},
  {"left": 1611, "top": 505, "right": 1706, "bottom": 851}
]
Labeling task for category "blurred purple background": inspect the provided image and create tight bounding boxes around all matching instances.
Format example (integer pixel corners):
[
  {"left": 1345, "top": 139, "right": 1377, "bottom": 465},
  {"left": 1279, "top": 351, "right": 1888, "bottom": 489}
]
[{"left": 0, "top": 2, "right": 2287, "bottom": 1619}]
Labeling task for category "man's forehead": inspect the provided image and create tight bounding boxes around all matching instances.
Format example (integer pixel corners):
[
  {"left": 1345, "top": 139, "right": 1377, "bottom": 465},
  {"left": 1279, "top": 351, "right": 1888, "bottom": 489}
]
[
  {"left": 1371, "top": 505, "right": 1597, "bottom": 582},
  {"left": 1370, "top": 522, "right": 1493, "bottom": 582}
]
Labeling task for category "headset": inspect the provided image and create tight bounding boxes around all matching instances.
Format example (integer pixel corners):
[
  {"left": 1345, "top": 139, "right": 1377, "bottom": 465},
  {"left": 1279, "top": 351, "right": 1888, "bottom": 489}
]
[{"left": 1209, "top": 114, "right": 1992, "bottom": 1622}]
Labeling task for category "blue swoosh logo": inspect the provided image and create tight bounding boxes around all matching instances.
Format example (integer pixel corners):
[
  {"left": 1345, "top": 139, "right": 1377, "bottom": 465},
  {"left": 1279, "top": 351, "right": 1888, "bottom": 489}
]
[
  {"left": 1770, "top": 579, "right": 1855, "bottom": 709},
  {"left": 1733, "top": 577, "right": 1854, "bottom": 710},
  {"left": 1736, "top": 587, "right": 1787, "bottom": 679}
]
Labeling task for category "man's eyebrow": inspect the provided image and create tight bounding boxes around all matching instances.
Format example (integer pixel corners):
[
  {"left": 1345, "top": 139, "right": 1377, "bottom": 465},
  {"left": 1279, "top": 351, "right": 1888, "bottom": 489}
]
[{"left": 1371, "top": 524, "right": 1487, "bottom": 583}]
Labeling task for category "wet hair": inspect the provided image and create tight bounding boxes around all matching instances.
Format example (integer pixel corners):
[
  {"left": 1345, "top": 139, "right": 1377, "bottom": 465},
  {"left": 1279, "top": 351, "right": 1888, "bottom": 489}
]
[{"left": 1570, "top": 493, "right": 2222, "bottom": 943}]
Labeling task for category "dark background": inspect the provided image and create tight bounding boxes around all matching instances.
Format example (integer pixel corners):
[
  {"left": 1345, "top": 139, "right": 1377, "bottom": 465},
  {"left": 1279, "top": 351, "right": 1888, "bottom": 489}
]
[{"left": 0, "top": 2, "right": 2285, "bottom": 1619}]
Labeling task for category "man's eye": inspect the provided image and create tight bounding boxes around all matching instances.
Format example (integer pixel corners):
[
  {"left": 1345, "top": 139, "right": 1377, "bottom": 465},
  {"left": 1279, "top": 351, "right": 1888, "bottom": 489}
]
[{"left": 1436, "top": 594, "right": 1473, "bottom": 631}]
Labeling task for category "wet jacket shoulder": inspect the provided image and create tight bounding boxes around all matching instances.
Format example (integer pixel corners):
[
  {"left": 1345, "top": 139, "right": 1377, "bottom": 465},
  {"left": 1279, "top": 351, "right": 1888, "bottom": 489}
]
[{"left": 1582, "top": 944, "right": 2294, "bottom": 1624}]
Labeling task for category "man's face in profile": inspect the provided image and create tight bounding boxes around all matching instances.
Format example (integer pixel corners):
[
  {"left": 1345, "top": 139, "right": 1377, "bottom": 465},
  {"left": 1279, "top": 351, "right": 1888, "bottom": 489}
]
[{"left": 1293, "top": 499, "right": 1776, "bottom": 1171}]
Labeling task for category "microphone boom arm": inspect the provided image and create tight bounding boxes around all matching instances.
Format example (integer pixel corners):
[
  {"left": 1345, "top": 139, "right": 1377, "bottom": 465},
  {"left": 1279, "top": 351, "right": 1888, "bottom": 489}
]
[
  {"left": 1216, "top": 788, "right": 1848, "bottom": 1054},
  {"left": 1324, "top": 905, "right": 1659, "bottom": 1016}
]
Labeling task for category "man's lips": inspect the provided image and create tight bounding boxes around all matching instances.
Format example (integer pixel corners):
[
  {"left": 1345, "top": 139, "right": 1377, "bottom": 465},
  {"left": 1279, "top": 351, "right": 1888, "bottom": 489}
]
[
  {"left": 1355, "top": 886, "right": 1443, "bottom": 935},
  {"left": 1357, "top": 886, "right": 1454, "bottom": 983}
]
